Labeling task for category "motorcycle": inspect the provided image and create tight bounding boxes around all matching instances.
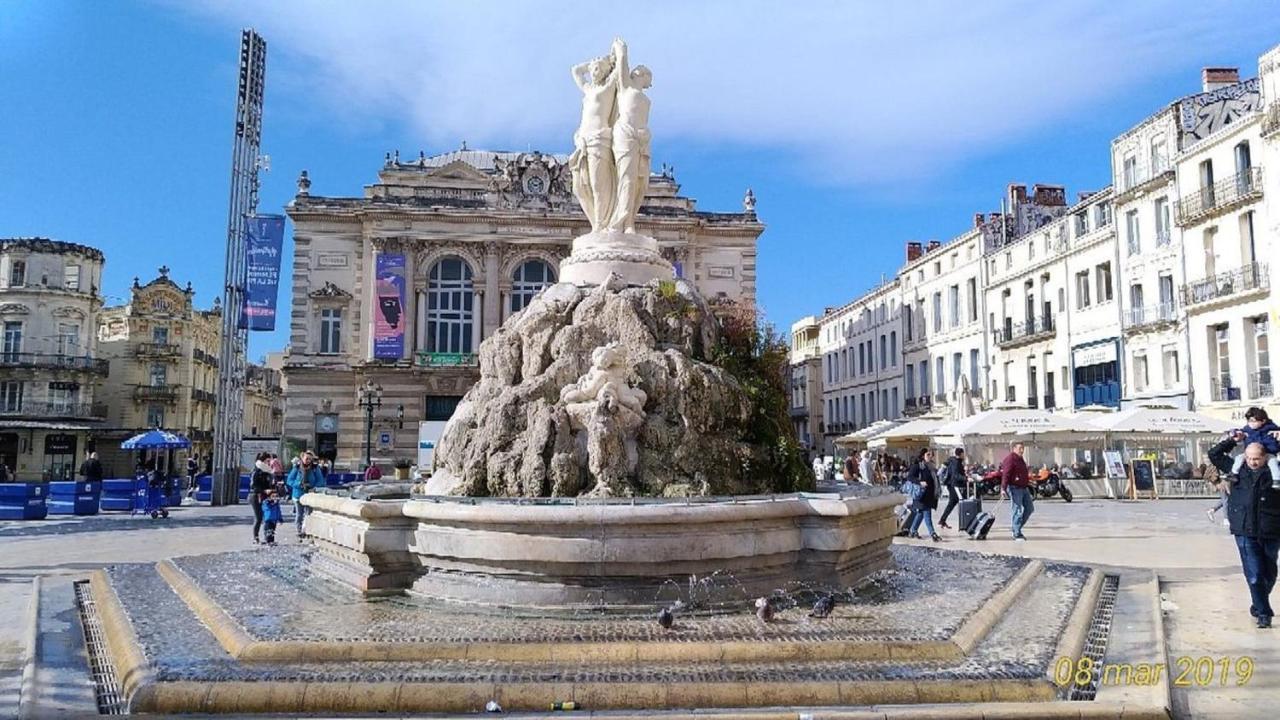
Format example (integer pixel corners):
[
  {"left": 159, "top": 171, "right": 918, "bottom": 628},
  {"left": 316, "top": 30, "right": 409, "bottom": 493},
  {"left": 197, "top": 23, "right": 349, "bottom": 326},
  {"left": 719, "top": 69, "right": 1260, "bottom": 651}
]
[
  {"left": 971, "top": 468, "right": 1073, "bottom": 502},
  {"left": 1034, "top": 471, "right": 1074, "bottom": 502}
]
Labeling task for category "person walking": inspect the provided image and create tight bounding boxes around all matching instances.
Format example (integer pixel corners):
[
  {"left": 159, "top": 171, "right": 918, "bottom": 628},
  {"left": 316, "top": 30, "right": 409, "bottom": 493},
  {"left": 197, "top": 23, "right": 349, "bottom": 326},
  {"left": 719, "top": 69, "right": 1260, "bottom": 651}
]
[
  {"left": 937, "top": 447, "right": 967, "bottom": 530},
  {"left": 1208, "top": 438, "right": 1280, "bottom": 628},
  {"left": 841, "top": 453, "right": 856, "bottom": 483},
  {"left": 78, "top": 451, "right": 104, "bottom": 484},
  {"left": 286, "top": 452, "right": 326, "bottom": 538},
  {"left": 859, "top": 450, "right": 874, "bottom": 486},
  {"left": 1000, "top": 441, "right": 1033, "bottom": 542},
  {"left": 185, "top": 454, "right": 198, "bottom": 496},
  {"left": 905, "top": 448, "right": 941, "bottom": 542},
  {"left": 249, "top": 453, "right": 274, "bottom": 544}
]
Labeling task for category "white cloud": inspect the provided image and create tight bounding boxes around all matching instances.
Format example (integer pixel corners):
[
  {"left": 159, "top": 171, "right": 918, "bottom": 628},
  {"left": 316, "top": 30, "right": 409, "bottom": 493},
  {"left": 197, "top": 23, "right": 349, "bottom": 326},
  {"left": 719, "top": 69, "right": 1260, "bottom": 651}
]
[{"left": 171, "top": 0, "right": 1276, "bottom": 184}]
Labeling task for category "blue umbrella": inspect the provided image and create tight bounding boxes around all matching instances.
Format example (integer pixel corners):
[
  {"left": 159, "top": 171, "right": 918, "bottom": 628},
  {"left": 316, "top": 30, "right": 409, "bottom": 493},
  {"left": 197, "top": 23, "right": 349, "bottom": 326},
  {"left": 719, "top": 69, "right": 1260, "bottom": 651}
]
[{"left": 121, "top": 429, "right": 192, "bottom": 450}]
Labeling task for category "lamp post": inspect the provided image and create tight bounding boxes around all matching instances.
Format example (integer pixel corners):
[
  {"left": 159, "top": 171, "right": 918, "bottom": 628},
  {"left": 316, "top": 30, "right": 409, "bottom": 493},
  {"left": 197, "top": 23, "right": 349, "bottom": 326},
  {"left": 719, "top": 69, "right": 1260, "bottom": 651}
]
[{"left": 357, "top": 381, "right": 382, "bottom": 471}]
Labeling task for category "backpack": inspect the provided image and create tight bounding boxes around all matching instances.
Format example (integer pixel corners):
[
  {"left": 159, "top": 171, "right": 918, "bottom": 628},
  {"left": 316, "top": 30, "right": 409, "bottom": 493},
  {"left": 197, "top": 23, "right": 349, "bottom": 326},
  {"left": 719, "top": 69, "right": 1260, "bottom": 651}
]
[{"left": 936, "top": 462, "right": 951, "bottom": 487}]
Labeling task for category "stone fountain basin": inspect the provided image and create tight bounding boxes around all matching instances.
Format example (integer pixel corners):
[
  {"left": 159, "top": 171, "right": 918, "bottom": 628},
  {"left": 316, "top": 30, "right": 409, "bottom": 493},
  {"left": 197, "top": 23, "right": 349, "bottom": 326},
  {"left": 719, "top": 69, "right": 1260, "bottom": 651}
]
[{"left": 303, "top": 488, "right": 900, "bottom": 610}]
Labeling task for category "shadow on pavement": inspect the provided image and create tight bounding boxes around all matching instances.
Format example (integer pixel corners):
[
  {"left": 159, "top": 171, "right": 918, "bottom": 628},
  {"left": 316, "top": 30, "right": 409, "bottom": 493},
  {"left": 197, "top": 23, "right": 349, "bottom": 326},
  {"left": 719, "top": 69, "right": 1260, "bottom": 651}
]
[{"left": 0, "top": 510, "right": 253, "bottom": 538}]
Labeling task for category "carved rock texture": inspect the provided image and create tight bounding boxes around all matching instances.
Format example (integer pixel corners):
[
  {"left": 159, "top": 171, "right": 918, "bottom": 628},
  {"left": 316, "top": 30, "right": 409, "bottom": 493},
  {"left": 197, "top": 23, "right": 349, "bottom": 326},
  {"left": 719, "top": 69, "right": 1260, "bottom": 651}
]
[{"left": 428, "top": 276, "right": 769, "bottom": 498}]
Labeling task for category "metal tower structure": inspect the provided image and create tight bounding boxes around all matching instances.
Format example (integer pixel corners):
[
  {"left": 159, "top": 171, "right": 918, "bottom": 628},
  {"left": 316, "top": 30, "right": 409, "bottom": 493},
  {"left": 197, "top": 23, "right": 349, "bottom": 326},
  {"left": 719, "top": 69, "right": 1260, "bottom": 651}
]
[{"left": 212, "top": 29, "right": 267, "bottom": 506}]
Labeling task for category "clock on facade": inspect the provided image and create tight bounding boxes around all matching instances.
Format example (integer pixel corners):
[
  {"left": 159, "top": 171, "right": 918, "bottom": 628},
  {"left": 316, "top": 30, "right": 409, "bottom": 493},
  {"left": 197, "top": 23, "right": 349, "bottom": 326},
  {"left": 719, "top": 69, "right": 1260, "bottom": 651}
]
[
  {"left": 524, "top": 176, "right": 545, "bottom": 195},
  {"left": 316, "top": 415, "right": 338, "bottom": 433}
]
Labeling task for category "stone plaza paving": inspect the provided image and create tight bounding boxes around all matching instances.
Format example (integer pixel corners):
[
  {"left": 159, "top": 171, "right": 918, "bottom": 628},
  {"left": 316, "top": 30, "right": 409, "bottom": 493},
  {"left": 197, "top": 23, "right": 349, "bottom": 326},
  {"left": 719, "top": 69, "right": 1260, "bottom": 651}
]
[{"left": 0, "top": 497, "right": 1276, "bottom": 718}]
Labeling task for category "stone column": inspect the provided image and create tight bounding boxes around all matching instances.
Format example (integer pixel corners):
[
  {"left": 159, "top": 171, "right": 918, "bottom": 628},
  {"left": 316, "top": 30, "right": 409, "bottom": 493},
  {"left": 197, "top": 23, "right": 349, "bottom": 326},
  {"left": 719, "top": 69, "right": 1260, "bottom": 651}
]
[
  {"left": 401, "top": 247, "right": 416, "bottom": 362},
  {"left": 415, "top": 290, "right": 428, "bottom": 353},
  {"left": 483, "top": 242, "right": 502, "bottom": 339},
  {"left": 471, "top": 290, "right": 483, "bottom": 354}
]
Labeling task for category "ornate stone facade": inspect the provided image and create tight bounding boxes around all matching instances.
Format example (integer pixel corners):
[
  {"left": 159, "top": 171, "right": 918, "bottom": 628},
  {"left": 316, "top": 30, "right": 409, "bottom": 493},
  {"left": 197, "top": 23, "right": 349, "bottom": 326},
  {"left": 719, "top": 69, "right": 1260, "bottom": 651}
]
[
  {"left": 0, "top": 238, "right": 107, "bottom": 480},
  {"left": 95, "top": 268, "right": 222, "bottom": 476},
  {"left": 283, "top": 148, "right": 762, "bottom": 470}
]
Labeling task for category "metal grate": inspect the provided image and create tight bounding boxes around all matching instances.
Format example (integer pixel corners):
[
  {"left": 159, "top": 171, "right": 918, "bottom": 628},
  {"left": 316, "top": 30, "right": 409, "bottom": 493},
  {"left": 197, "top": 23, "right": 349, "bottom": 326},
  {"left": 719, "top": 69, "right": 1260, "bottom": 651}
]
[
  {"left": 1069, "top": 574, "right": 1120, "bottom": 701},
  {"left": 74, "top": 581, "right": 127, "bottom": 714}
]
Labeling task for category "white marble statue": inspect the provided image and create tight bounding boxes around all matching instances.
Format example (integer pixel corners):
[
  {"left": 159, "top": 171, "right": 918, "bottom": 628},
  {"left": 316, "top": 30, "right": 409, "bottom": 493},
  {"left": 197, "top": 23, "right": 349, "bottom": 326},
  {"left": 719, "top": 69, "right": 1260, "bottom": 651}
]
[
  {"left": 606, "top": 40, "right": 652, "bottom": 234},
  {"left": 569, "top": 42, "right": 621, "bottom": 232},
  {"left": 560, "top": 342, "right": 647, "bottom": 423},
  {"left": 560, "top": 342, "right": 648, "bottom": 496},
  {"left": 561, "top": 39, "right": 674, "bottom": 288}
]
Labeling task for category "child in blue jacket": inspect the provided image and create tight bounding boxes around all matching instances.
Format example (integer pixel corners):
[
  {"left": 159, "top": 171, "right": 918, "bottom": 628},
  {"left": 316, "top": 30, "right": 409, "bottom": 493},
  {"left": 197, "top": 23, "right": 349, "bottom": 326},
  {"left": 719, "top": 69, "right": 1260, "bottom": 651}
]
[
  {"left": 261, "top": 489, "right": 283, "bottom": 545},
  {"left": 1230, "top": 407, "right": 1280, "bottom": 487}
]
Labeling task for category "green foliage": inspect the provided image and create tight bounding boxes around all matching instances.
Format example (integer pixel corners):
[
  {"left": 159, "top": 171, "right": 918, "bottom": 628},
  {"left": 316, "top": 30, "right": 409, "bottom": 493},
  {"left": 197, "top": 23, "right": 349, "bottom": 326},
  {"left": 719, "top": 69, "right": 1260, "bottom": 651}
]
[
  {"left": 656, "top": 279, "right": 678, "bottom": 299},
  {"left": 710, "top": 301, "right": 814, "bottom": 493}
]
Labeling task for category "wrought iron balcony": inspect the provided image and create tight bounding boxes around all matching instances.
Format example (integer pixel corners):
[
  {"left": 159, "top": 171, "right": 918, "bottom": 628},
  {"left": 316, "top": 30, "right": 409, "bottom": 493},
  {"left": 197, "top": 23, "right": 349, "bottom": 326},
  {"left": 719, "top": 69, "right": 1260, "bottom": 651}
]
[
  {"left": 188, "top": 429, "right": 213, "bottom": 443},
  {"left": 996, "top": 316, "right": 1056, "bottom": 348},
  {"left": 415, "top": 351, "right": 479, "bottom": 368},
  {"left": 1209, "top": 376, "right": 1242, "bottom": 403},
  {"left": 1115, "top": 159, "right": 1174, "bottom": 201},
  {"left": 0, "top": 402, "right": 107, "bottom": 420},
  {"left": 136, "top": 342, "right": 182, "bottom": 358},
  {"left": 133, "top": 385, "right": 179, "bottom": 403},
  {"left": 191, "top": 389, "right": 217, "bottom": 404},
  {"left": 193, "top": 348, "right": 219, "bottom": 367},
  {"left": 1027, "top": 396, "right": 1040, "bottom": 409},
  {"left": 1155, "top": 228, "right": 1172, "bottom": 247},
  {"left": 788, "top": 405, "right": 809, "bottom": 418},
  {"left": 1175, "top": 167, "right": 1263, "bottom": 226},
  {"left": 1263, "top": 103, "right": 1280, "bottom": 138},
  {"left": 1181, "top": 263, "right": 1268, "bottom": 309},
  {"left": 1123, "top": 302, "right": 1179, "bottom": 333},
  {"left": 1251, "top": 370, "right": 1273, "bottom": 399},
  {"left": 1043, "top": 393, "right": 1056, "bottom": 410},
  {"left": 0, "top": 352, "right": 109, "bottom": 376}
]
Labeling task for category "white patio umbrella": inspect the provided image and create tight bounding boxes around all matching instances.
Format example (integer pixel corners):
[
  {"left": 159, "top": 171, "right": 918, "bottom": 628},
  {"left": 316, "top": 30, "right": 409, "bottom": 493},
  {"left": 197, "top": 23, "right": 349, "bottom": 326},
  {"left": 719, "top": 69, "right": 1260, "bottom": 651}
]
[
  {"left": 834, "top": 419, "right": 903, "bottom": 448},
  {"left": 869, "top": 413, "right": 953, "bottom": 449},
  {"left": 1086, "top": 406, "right": 1234, "bottom": 435},
  {"left": 935, "top": 407, "right": 1096, "bottom": 441},
  {"left": 950, "top": 374, "right": 977, "bottom": 421}
]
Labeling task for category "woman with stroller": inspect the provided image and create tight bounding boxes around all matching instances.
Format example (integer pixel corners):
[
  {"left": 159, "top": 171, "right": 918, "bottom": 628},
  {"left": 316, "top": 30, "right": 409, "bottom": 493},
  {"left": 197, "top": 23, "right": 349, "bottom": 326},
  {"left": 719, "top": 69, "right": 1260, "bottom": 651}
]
[
  {"left": 249, "top": 452, "right": 274, "bottom": 544},
  {"left": 905, "top": 448, "right": 941, "bottom": 542}
]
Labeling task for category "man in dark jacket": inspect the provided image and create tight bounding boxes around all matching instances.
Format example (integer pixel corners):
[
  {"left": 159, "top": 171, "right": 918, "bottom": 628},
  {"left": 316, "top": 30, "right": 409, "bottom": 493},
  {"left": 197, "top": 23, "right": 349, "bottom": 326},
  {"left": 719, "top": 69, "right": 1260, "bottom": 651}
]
[
  {"left": 999, "top": 441, "right": 1032, "bottom": 541},
  {"left": 78, "top": 452, "right": 104, "bottom": 483},
  {"left": 938, "top": 447, "right": 968, "bottom": 529},
  {"left": 1209, "top": 438, "right": 1280, "bottom": 628}
]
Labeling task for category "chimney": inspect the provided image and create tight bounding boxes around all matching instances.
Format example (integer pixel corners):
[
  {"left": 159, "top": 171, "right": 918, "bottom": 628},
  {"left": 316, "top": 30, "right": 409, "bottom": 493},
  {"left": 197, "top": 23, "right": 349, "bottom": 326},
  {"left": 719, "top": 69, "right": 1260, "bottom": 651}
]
[
  {"left": 973, "top": 213, "right": 985, "bottom": 229},
  {"left": 1202, "top": 67, "right": 1239, "bottom": 92},
  {"left": 1008, "top": 183, "right": 1028, "bottom": 206},
  {"left": 926, "top": 240, "right": 942, "bottom": 253},
  {"left": 906, "top": 241, "right": 923, "bottom": 262},
  {"left": 1032, "top": 184, "right": 1066, "bottom": 207}
]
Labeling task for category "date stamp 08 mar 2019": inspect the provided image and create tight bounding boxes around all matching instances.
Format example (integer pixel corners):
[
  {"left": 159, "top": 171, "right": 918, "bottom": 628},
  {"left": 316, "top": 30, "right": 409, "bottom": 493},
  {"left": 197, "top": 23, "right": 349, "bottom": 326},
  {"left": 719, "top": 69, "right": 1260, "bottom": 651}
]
[{"left": 1053, "top": 656, "right": 1256, "bottom": 688}]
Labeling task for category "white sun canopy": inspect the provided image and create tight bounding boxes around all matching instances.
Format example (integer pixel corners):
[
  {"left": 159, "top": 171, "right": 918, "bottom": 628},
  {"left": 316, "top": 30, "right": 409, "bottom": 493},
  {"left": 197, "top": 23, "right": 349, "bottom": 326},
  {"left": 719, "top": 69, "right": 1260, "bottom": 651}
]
[
  {"left": 934, "top": 408, "right": 1095, "bottom": 441},
  {"left": 1086, "top": 407, "right": 1234, "bottom": 435}
]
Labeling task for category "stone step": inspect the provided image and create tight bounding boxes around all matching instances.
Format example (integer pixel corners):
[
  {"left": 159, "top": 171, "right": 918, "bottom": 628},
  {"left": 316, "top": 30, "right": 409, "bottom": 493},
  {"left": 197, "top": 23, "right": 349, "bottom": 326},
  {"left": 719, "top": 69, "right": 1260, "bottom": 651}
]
[{"left": 1090, "top": 570, "right": 1171, "bottom": 711}]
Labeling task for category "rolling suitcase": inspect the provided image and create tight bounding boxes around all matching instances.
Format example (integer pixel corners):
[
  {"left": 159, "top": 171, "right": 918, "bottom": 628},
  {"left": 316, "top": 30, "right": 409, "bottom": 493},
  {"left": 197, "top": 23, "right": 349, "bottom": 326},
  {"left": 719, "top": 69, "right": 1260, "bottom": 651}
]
[
  {"left": 966, "top": 510, "right": 995, "bottom": 540},
  {"left": 957, "top": 495, "right": 982, "bottom": 532}
]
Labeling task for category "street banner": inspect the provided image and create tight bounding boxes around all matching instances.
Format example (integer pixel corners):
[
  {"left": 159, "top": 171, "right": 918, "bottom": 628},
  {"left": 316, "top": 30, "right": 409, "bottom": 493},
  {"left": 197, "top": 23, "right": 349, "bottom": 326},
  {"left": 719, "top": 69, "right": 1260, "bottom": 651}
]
[
  {"left": 241, "top": 214, "right": 285, "bottom": 331},
  {"left": 373, "top": 252, "right": 406, "bottom": 358}
]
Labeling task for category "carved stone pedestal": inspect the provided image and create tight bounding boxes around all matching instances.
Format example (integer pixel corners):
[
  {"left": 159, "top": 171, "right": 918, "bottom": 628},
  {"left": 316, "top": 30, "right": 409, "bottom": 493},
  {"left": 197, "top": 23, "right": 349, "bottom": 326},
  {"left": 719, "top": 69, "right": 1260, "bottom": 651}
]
[{"left": 558, "top": 230, "right": 674, "bottom": 287}]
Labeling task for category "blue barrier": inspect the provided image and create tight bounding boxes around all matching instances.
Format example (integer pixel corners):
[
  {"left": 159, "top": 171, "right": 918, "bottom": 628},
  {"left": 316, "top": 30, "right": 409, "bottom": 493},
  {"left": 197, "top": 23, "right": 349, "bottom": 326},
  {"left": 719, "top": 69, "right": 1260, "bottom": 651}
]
[
  {"left": 48, "top": 481, "right": 100, "bottom": 516},
  {"left": 100, "top": 478, "right": 142, "bottom": 512},
  {"left": 0, "top": 482, "right": 48, "bottom": 520}
]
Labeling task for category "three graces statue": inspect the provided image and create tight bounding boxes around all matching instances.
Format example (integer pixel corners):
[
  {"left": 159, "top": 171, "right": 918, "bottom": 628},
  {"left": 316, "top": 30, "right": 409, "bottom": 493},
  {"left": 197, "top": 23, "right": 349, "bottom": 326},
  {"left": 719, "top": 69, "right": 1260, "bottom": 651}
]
[{"left": 570, "top": 38, "right": 652, "bottom": 235}]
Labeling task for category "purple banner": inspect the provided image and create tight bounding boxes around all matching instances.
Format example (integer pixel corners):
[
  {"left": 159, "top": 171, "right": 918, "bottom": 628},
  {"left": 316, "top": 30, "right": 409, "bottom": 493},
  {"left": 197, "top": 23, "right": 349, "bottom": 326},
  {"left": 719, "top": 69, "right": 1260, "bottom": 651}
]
[
  {"left": 373, "top": 253, "right": 406, "bottom": 358},
  {"left": 240, "top": 214, "right": 285, "bottom": 331}
]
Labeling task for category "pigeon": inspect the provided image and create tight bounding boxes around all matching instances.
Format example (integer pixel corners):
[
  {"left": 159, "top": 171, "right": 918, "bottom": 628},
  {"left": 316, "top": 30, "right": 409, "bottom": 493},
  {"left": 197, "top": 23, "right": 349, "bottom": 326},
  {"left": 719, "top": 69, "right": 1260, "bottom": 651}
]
[
  {"left": 809, "top": 594, "right": 836, "bottom": 619},
  {"left": 755, "top": 597, "right": 774, "bottom": 623},
  {"left": 657, "top": 606, "right": 675, "bottom": 629}
]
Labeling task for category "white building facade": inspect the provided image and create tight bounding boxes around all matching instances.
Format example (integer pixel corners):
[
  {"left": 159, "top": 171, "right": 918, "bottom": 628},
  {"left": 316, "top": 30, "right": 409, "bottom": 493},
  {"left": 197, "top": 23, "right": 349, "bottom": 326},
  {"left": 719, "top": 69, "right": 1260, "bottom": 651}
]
[
  {"left": 817, "top": 282, "right": 905, "bottom": 454},
  {"left": 787, "top": 316, "right": 822, "bottom": 454}
]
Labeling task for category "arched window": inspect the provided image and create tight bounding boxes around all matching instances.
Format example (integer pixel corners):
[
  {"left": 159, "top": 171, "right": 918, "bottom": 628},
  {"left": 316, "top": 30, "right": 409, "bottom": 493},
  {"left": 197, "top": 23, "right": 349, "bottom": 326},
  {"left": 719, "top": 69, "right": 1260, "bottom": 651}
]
[
  {"left": 426, "top": 258, "right": 474, "bottom": 354},
  {"left": 510, "top": 259, "right": 556, "bottom": 313}
]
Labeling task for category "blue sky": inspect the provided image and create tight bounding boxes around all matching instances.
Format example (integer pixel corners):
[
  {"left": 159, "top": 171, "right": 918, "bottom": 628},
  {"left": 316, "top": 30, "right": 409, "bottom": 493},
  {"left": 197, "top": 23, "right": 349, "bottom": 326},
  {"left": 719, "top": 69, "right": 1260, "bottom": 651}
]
[{"left": 3, "top": 1, "right": 1279, "bottom": 359}]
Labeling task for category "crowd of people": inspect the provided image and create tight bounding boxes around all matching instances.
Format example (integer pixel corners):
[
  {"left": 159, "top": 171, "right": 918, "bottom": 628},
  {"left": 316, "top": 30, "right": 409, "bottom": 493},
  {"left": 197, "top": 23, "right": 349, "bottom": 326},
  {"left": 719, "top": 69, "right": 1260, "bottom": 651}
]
[{"left": 247, "top": 450, "right": 329, "bottom": 544}]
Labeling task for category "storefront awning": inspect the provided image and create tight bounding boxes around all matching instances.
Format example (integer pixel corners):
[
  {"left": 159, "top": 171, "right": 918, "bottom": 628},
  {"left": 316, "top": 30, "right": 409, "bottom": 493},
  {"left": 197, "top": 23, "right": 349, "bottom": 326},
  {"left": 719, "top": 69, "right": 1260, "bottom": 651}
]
[{"left": 0, "top": 421, "right": 94, "bottom": 431}]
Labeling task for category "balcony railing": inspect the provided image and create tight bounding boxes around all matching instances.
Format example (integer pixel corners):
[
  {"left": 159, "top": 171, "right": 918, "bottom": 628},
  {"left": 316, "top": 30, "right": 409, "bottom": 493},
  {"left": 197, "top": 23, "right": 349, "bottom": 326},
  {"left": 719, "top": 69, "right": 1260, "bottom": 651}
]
[
  {"left": 1116, "top": 158, "right": 1174, "bottom": 199},
  {"left": 193, "top": 348, "right": 219, "bottom": 367},
  {"left": 1209, "top": 377, "right": 1242, "bottom": 403},
  {"left": 0, "top": 402, "right": 107, "bottom": 420},
  {"left": 1155, "top": 228, "right": 1171, "bottom": 247},
  {"left": 1181, "top": 263, "right": 1268, "bottom": 308},
  {"left": 1027, "top": 397, "right": 1040, "bottom": 409},
  {"left": 1123, "top": 302, "right": 1179, "bottom": 332},
  {"left": 415, "top": 351, "right": 479, "bottom": 368},
  {"left": 1263, "top": 103, "right": 1280, "bottom": 138},
  {"left": 1175, "top": 166, "right": 1263, "bottom": 226},
  {"left": 0, "top": 352, "right": 109, "bottom": 376},
  {"left": 191, "top": 389, "right": 217, "bottom": 404},
  {"left": 189, "top": 429, "right": 213, "bottom": 443},
  {"left": 136, "top": 342, "right": 182, "bottom": 358},
  {"left": 996, "top": 316, "right": 1056, "bottom": 348},
  {"left": 1251, "top": 370, "right": 1273, "bottom": 399},
  {"left": 1043, "top": 393, "right": 1056, "bottom": 410},
  {"left": 133, "top": 385, "right": 179, "bottom": 403}
]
